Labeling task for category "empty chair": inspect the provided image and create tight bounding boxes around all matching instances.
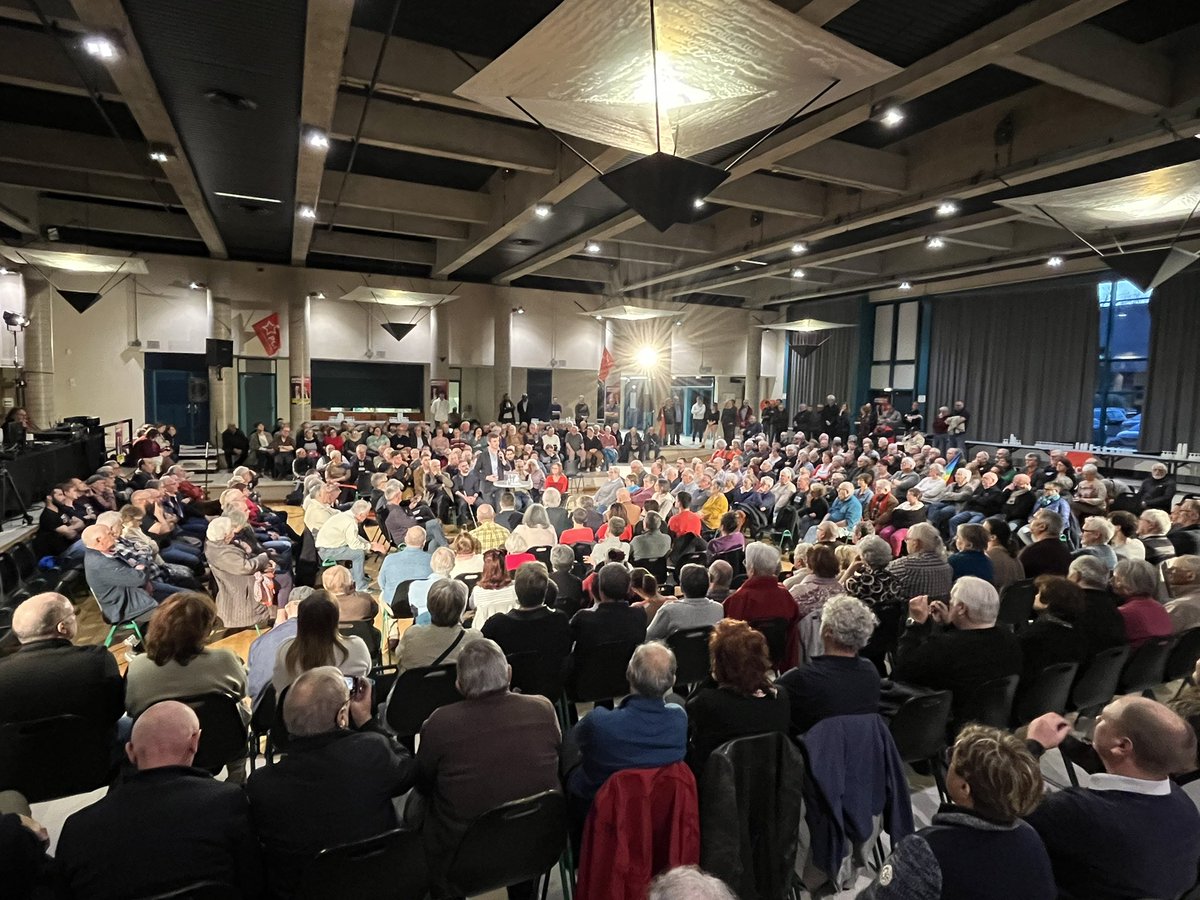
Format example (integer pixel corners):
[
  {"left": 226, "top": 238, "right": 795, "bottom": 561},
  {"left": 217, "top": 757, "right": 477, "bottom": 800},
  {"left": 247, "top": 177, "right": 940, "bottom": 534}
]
[
  {"left": 958, "top": 674, "right": 1019, "bottom": 729},
  {"left": 384, "top": 664, "right": 462, "bottom": 740},
  {"left": 249, "top": 684, "right": 277, "bottom": 765},
  {"left": 887, "top": 690, "right": 954, "bottom": 800},
  {"left": 0, "top": 713, "right": 114, "bottom": 803},
  {"left": 1119, "top": 636, "right": 1174, "bottom": 695},
  {"left": 296, "top": 828, "right": 427, "bottom": 900},
  {"left": 1070, "top": 644, "right": 1131, "bottom": 716},
  {"left": 748, "top": 617, "right": 788, "bottom": 671},
  {"left": 997, "top": 579, "right": 1036, "bottom": 632},
  {"left": 368, "top": 665, "right": 399, "bottom": 718},
  {"left": 175, "top": 693, "right": 250, "bottom": 775},
  {"left": 390, "top": 580, "right": 416, "bottom": 618},
  {"left": 568, "top": 640, "right": 638, "bottom": 705},
  {"left": 666, "top": 626, "right": 713, "bottom": 690},
  {"left": 442, "top": 791, "right": 569, "bottom": 898},
  {"left": 1013, "top": 662, "right": 1079, "bottom": 725}
]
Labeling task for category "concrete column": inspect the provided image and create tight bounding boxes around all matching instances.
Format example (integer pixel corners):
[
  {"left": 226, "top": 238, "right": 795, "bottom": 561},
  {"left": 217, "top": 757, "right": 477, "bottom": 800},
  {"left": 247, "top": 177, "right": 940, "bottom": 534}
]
[
  {"left": 207, "top": 289, "right": 234, "bottom": 442},
  {"left": 21, "top": 271, "right": 54, "bottom": 426},
  {"left": 745, "top": 325, "right": 763, "bottom": 411},
  {"left": 430, "top": 304, "right": 450, "bottom": 383},
  {"left": 289, "top": 293, "right": 312, "bottom": 426},
  {"left": 494, "top": 305, "right": 511, "bottom": 419}
]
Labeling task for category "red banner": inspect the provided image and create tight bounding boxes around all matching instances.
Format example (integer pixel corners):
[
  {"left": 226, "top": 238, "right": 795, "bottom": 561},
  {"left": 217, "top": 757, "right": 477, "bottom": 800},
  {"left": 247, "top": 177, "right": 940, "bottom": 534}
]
[
  {"left": 252, "top": 312, "right": 282, "bottom": 357},
  {"left": 598, "top": 347, "right": 614, "bottom": 383}
]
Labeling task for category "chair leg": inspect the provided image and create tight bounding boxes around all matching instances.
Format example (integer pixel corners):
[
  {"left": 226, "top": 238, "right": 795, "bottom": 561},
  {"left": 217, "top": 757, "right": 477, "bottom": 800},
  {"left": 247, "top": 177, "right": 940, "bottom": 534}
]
[
  {"left": 103, "top": 624, "right": 117, "bottom": 647},
  {"left": 1060, "top": 747, "right": 1080, "bottom": 787},
  {"left": 131, "top": 621, "right": 143, "bottom": 641},
  {"left": 931, "top": 756, "right": 949, "bottom": 804}
]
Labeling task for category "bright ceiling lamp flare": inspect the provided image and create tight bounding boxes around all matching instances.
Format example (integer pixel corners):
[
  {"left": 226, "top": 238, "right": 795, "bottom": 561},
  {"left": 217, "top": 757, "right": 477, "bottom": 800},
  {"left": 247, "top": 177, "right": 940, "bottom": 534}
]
[
  {"left": 533, "top": 203, "right": 553, "bottom": 218},
  {"left": 585, "top": 241, "right": 602, "bottom": 254},
  {"left": 148, "top": 147, "right": 173, "bottom": 163},
  {"left": 454, "top": 0, "right": 897, "bottom": 160},
  {"left": 83, "top": 35, "right": 118, "bottom": 60},
  {"left": 634, "top": 346, "right": 660, "bottom": 370},
  {"left": 926, "top": 236, "right": 945, "bottom": 250},
  {"left": 0, "top": 267, "right": 13, "bottom": 275},
  {"left": 692, "top": 198, "right": 706, "bottom": 209},
  {"left": 898, "top": 281, "right": 912, "bottom": 291},
  {"left": 305, "top": 128, "right": 330, "bottom": 150},
  {"left": 298, "top": 205, "right": 316, "bottom": 219},
  {"left": 791, "top": 242, "right": 807, "bottom": 255},
  {"left": 188, "top": 281, "right": 205, "bottom": 291},
  {"left": 936, "top": 201, "right": 958, "bottom": 217},
  {"left": 214, "top": 191, "right": 282, "bottom": 204},
  {"left": 790, "top": 268, "right": 805, "bottom": 279},
  {"left": 877, "top": 105, "right": 904, "bottom": 127},
  {"left": 1047, "top": 256, "right": 1064, "bottom": 268}
]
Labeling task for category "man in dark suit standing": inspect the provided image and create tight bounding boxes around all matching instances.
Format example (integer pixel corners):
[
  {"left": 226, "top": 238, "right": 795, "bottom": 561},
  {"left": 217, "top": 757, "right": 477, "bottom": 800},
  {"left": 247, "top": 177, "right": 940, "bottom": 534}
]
[
  {"left": 0, "top": 592, "right": 124, "bottom": 741},
  {"left": 56, "top": 701, "right": 264, "bottom": 900},
  {"left": 471, "top": 431, "right": 510, "bottom": 507}
]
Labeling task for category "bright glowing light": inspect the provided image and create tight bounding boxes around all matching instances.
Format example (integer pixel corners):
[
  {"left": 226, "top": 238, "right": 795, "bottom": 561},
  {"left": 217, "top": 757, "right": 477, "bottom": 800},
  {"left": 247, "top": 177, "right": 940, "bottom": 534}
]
[
  {"left": 188, "top": 281, "right": 204, "bottom": 291},
  {"left": 0, "top": 268, "right": 12, "bottom": 276},
  {"left": 533, "top": 203, "right": 553, "bottom": 218},
  {"left": 1047, "top": 256, "right": 1064, "bottom": 268},
  {"left": 298, "top": 205, "right": 316, "bottom": 219},
  {"left": 633, "top": 51, "right": 713, "bottom": 111},
  {"left": 585, "top": 241, "right": 601, "bottom": 254},
  {"left": 693, "top": 198, "right": 706, "bottom": 209},
  {"left": 936, "top": 202, "right": 958, "bottom": 217},
  {"left": 790, "top": 242, "right": 807, "bottom": 255},
  {"left": 898, "top": 281, "right": 912, "bottom": 291},
  {"left": 634, "top": 346, "right": 660, "bottom": 369},
  {"left": 879, "top": 106, "right": 904, "bottom": 127},
  {"left": 305, "top": 129, "right": 330, "bottom": 150},
  {"left": 926, "top": 236, "right": 945, "bottom": 250},
  {"left": 790, "top": 268, "right": 805, "bottom": 279},
  {"left": 149, "top": 149, "right": 171, "bottom": 163},
  {"left": 84, "top": 36, "right": 117, "bottom": 60}
]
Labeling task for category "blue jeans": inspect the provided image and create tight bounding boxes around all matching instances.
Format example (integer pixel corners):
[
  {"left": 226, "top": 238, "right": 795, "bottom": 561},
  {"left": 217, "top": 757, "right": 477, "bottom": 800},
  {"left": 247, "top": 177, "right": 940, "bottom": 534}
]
[
  {"left": 948, "top": 511, "right": 984, "bottom": 539},
  {"left": 927, "top": 502, "right": 957, "bottom": 533},
  {"left": 424, "top": 519, "right": 449, "bottom": 550},
  {"left": 161, "top": 543, "right": 202, "bottom": 570},
  {"left": 261, "top": 540, "right": 293, "bottom": 571},
  {"left": 319, "top": 547, "right": 368, "bottom": 590}
]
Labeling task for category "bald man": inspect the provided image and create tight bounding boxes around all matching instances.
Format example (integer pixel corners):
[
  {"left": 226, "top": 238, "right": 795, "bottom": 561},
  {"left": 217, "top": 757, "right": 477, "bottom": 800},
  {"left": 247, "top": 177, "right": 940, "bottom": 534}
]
[
  {"left": 0, "top": 592, "right": 123, "bottom": 739},
  {"left": 81, "top": 523, "right": 159, "bottom": 624},
  {"left": 56, "top": 701, "right": 263, "bottom": 899},
  {"left": 1025, "top": 697, "right": 1200, "bottom": 900}
]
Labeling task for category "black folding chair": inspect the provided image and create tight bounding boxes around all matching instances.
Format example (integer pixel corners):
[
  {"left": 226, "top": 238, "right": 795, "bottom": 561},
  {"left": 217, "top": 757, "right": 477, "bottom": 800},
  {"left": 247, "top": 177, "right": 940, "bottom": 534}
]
[
  {"left": 456, "top": 572, "right": 481, "bottom": 595},
  {"left": 249, "top": 684, "right": 277, "bottom": 765},
  {"left": 384, "top": 664, "right": 462, "bottom": 741},
  {"left": 528, "top": 546, "right": 553, "bottom": 569},
  {"left": 296, "top": 828, "right": 427, "bottom": 900},
  {"left": 748, "top": 617, "right": 789, "bottom": 671},
  {"left": 369, "top": 664, "right": 399, "bottom": 718},
  {"left": 568, "top": 640, "right": 638, "bottom": 705},
  {"left": 632, "top": 554, "right": 669, "bottom": 584},
  {"left": 666, "top": 625, "right": 714, "bottom": 690},
  {"left": 390, "top": 579, "right": 416, "bottom": 618},
  {"left": 442, "top": 791, "right": 569, "bottom": 900},
  {"left": 1071, "top": 644, "right": 1131, "bottom": 717},
  {"left": 0, "top": 714, "right": 114, "bottom": 803},
  {"left": 506, "top": 650, "right": 568, "bottom": 704},
  {"left": 1167, "top": 628, "right": 1200, "bottom": 695},
  {"left": 714, "top": 548, "right": 746, "bottom": 579},
  {"left": 887, "top": 689, "right": 954, "bottom": 801},
  {"left": 957, "top": 674, "right": 1019, "bottom": 730},
  {"left": 997, "top": 579, "right": 1036, "bottom": 632},
  {"left": 1119, "top": 636, "right": 1173, "bottom": 695},
  {"left": 340, "top": 620, "right": 383, "bottom": 666},
  {"left": 1013, "top": 662, "right": 1079, "bottom": 725},
  {"left": 174, "top": 693, "right": 250, "bottom": 774},
  {"left": 570, "top": 542, "right": 594, "bottom": 578}
]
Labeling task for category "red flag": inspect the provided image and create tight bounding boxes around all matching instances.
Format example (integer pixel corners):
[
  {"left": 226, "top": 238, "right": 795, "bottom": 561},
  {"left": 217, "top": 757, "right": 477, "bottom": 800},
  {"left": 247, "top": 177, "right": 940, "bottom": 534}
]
[
  {"left": 598, "top": 347, "right": 614, "bottom": 383},
  {"left": 252, "top": 312, "right": 282, "bottom": 357}
]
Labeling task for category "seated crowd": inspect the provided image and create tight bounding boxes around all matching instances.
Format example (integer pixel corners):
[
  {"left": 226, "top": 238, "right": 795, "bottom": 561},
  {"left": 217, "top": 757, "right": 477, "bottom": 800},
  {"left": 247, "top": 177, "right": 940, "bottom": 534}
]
[{"left": 4, "top": 409, "right": 1200, "bottom": 900}]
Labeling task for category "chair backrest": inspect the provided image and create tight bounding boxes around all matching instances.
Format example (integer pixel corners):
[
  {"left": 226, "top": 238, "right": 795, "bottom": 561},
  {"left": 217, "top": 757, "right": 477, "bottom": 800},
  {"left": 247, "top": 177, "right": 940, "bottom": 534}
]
[
  {"left": 133, "top": 881, "right": 236, "bottom": 900},
  {"left": 748, "top": 617, "right": 788, "bottom": 670},
  {"left": 715, "top": 548, "right": 746, "bottom": 577},
  {"left": 506, "top": 650, "right": 567, "bottom": 702},
  {"left": 634, "top": 554, "right": 669, "bottom": 584},
  {"left": 385, "top": 664, "right": 462, "bottom": 738},
  {"left": 1013, "top": 662, "right": 1079, "bottom": 725},
  {"left": 997, "top": 579, "right": 1036, "bottom": 631},
  {"left": 666, "top": 625, "right": 714, "bottom": 688},
  {"left": 0, "top": 713, "right": 114, "bottom": 803},
  {"left": 174, "top": 693, "right": 250, "bottom": 773},
  {"left": 368, "top": 665, "right": 399, "bottom": 717},
  {"left": 444, "top": 791, "right": 567, "bottom": 897},
  {"left": 1165, "top": 628, "right": 1200, "bottom": 684},
  {"left": 528, "top": 545, "right": 553, "bottom": 569},
  {"left": 1072, "top": 644, "right": 1131, "bottom": 713},
  {"left": 296, "top": 827, "right": 428, "bottom": 900},
  {"left": 339, "top": 620, "right": 381, "bottom": 665},
  {"left": 568, "top": 640, "right": 638, "bottom": 704},
  {"left": 456, "top": 572, "right": 481, "bottom": 594},
  {"left": 390, "top": 579, "right": 416, "bottom": 618},
  {"left": 958, "top": 674, "right": 1019, "bottom": 729},
  {"left": 888, "top": 690, "right": 954, "bottom": 763},
  {"left": 1119, "top": 636, "right": 1174, "bottom": 694}
]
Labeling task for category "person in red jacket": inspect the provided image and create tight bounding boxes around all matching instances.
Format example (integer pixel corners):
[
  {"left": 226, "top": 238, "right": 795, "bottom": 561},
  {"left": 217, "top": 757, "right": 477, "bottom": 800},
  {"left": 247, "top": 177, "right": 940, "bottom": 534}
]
[
  {"left": 1113, "top": 558, "right": 1173, "bottom": 647},
  {"left": 722, "top": 542, "right": 801, "bottom": 671}
]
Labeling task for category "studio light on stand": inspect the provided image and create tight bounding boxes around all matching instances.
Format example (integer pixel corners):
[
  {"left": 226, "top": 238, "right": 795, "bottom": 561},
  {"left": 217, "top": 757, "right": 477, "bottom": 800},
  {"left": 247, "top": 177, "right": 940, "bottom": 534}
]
[
  {"left": 3, "top": 310, "right": 30, "bottom": 409},
  {"left": 0, "top": 310, "right": 33, "bottom": 524}
]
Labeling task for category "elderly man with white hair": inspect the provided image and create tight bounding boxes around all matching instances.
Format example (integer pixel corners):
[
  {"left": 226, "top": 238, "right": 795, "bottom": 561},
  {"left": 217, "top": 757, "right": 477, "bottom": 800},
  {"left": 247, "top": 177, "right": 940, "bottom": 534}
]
[
  {"left": 1137, "top": 507, "right": 1177, "bottom": 566},
  {"left": 724, "top": 542, "right": 802, "bottom": 669},
  {"left": 315, "top": 499, "right": 388, "bottom": 592},
  {"left": 1164, "top": 555, "right": 1200, "bottom": 632},
  {"left": 886, "top": 522, "right": 954, "bottom": 602},
  {"left": 1073, "top": 515, "right": 1118, "bottom": 571},
  {"left": 893, "top": 576, "right": 1022, "bottom": 721}
]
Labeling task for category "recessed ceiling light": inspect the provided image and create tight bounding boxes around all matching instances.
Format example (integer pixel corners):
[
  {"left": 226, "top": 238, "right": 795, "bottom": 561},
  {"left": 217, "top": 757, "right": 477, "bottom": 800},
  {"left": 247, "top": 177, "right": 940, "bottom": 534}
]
[
  {"left": 693, "top": 198, "right": 706, "bottom": 209},
  {"left": 83, "top": 35, "right": 117, "bottom": 60},
  {"left": 936, "top": 202, "right": 958, "bottom": 217},
  {"left": 593, "top": 314, "right": 603, "bottom": 320},
  {"left": 674, "top": 319, "right": 683, "bottom": 326},
  {"left": 298, "top": 205, "right": 316, "bottom": 219},
  {"left": 148, "top": 147, "right": 173, "bottom": 163},
  {"left": 790, "top": 268, "right": 805, "bottom": 279},
  {"left": 790, "top": 242, "right": 807, "bottom": 255},
  {"left": 188, "top": 281, "right": 204, "bottom": 290},
  {"left": 879, "top": 105, "right": 904, "bottom": 127},
  {"left": 305, "top": 129, "right": 330, "bottom": 150},
  {"left": 0, "top": 267, "right": 14, "bottom": 276},
  {"left": 926, "top": 236, "right": 945, "bottom": 250},
  {"left": 214, "top": 191, "right": 281, "bottom": 204},
  {"left": 585, "top": 241, "right": 601, "bottom": 254},
  {"left": 533, "top": 203, "right": 552, "bottom": 218},
  {"left": 1047, "top": 256, "right": 1064, "bottom": 267},
  {"left": 309, "top": 291, "right": 325, "bottom": 300},
  {"left": 514, "top": 306, "right": 525, "bottom": 315},
  {"left": 898, "top": 281, "right": 912, "bottom": 291}
]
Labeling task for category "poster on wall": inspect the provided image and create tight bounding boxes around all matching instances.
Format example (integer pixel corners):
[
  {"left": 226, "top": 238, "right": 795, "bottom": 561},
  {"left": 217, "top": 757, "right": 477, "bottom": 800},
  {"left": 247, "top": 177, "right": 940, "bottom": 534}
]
[
  {"left": 290, "top": 374, "right": 310, "bottom": 405},
  {"left": 252, "top": 313, "right": 282, "bottom": 357}
]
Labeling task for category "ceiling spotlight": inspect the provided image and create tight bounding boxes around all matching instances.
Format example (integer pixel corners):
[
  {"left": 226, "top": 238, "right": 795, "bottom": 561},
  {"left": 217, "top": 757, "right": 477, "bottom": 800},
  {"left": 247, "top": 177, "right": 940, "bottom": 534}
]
[
  {"left": 693, "top": 198, "right": 706, "bottom": 209},
  {"left": 935, "top": 201, "right": 958, "bottom": 217},
  {"left": 514, "top": 306, "right": 525, "bottom": 315},
  {"left": 674, "top": 319, "right": 683, "bottom": 326},
  {"left": 533, "top": 203, "right": 552, "bottom": 218},
  {"left": 0, "top": 267, "right": 13, "bottom": 276},
  {"left": 308, "top": 291, "right": 325, "bottom": 300},
  {"left": 877, "top": 105, "right": 904, "bottom": 127},
  {"left": 585, "top": 241, "right": 601, "bottom": 254},
  {"left": 298, "top": 205, "right": 316, "bottom": 219},
  {"left": 593, "top": 314, "right": 603, "bottom": 320},
  {"left": 790, "top": 242, "right": 807, "bottom": 255},
  {"left": 634, "top": 346, "right": 659, "bottom": 369},
  {"left": 83, "top": 35, "right": 118, "bottom": 60},
  {"left": 305, "top": 129, "right": 330, "bottom": 150},
  {"left": 148, "top": 146, "right": 174, "bottom": 163},
  {"left": 188, "top": 281, "right": 205, "bottom": 291},
  {"left": 1047, "top": 256, "right": 1064, "bottom": 268},
  {"left": 926, "top": 236, "right": 945, "bottom": 250},
  {"left": 3, "top": 311, "right": 30, "bottom": 330},
  {"left": 790, "top": 268, "right": 805, "bottom": 279},
  {"left": 898, "top": 281, "right": 912, "bottom": 291}
]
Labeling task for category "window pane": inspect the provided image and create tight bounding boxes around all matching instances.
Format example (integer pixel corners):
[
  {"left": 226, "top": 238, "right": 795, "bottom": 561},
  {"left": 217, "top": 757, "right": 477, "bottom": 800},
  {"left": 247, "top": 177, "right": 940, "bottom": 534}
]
[
  {"left": 1095, "top": 279, "right": 1151, "bottom": 445},
  {"left": 870, "top": 364, "right": 891, "bottom": 390},
  {"left": 895, "top": 302, "right": 919, "bottom": 358},
  {"left": 873, "top": 305, "right": 893, "bottom": 361},
  {"left": 892, "top": 363, "right": 915, "bottom": 390}
]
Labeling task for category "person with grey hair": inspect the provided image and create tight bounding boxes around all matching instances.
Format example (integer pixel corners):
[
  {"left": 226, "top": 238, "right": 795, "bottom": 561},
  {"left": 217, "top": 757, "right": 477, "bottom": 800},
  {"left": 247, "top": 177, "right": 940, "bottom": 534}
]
[
  {"left": 1073, "top": 515, "right": 1118, "bottom": 571},
  {"left": 724, "top": 542, "right": 802, "bottom": 669},
  {"left": 1138, "top": 461, "right": 1176, "bottom": 512},
  {"left": 894, "top": 576, "right": 1021, "bottom": 720},
  {"left": 1063, "top": 555, "right": 1127, "bottom": 658},
  {"left": 417, "top": 638, "right": 561, "bottom": 895},
  {"left": 706, "top": 559, "right": 734, "bottom": 603},
  {"left": 1137, "top": 507, "right": 1177, "bottom": 566},
  {"left": 648, "top": 866, "right": 737, "bottom": 900},
  {"left": 1112, "top": 558, "right": 1173, "bottom": 647},
  {"left": 886, "top": 522, "right": 954, "bottom": 602},
  {"left": 1165, "top": 555, "right": 1200, "bottom": 632},
  {"left": 547, "top": 543, "right": 585, "bottom": 615},
  {"left": 567, "top": 642, "right": 687, "bottom": 801},
  {"left": 394, "top": 579, "right": 483, "bottom": 673},
  {"left": 514, "top": 503, "right": 558, "bottom": 549},
  {"left": 646, "top": 563, "right": 725, "bottom": 641},
  {"left": 631, "top": 510, "right": 672, "bottom": 563},
  {"left": 483, "top": 562, "right": 573, "bottom": 674},
  {"left": 542, "top": 486, "right": 571, "bottom": 533},
  {"left": 314, "top": 498, "right": 387, "bottom": 591},
  {"left": 206, "top": 514, "right": 275, "bottom": 629},
  {"left": 246, "top": 667, "right": 417, "bottom": 897},
  {"left": 843, "top": 535, "right": 906, "bottom": 671},
  {"left": 1018, "top": 508, "right": 1071, "bottom": 579},
  {"left": 779, "top": 595, "right": 881, "bottom": 734}
]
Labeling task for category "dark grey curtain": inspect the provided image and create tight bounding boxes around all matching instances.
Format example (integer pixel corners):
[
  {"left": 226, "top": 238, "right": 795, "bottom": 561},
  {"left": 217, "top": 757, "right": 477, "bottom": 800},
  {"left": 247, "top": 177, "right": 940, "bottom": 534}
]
[
  {"left": 785, "top": 298, "right": 859, "bottom": 415},
  {"left": 926, "top": 281, "right": 1098, "bottom": 443},
  {"left": 1140, "top": 271, "right": 1200, "bottom": 452}
]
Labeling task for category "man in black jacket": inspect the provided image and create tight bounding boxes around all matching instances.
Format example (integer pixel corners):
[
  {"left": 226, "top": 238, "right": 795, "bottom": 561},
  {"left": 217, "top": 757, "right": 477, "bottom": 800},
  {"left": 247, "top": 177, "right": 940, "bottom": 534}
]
[
  {"left": 0, "top": 592, "right": 124, "bottom": 740},
  {"left": 56, "top": 701, "right": 263, "bottom": 900},
  {"left": 246, "top": 667, "right": 419, "bottom": 899}
]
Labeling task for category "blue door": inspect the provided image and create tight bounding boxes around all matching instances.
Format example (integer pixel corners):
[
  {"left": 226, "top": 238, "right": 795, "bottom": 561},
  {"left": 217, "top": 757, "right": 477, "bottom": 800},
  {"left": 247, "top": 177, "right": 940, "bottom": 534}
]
[{"left": 145, "top": 369, "right": 208, "bottom": 445}]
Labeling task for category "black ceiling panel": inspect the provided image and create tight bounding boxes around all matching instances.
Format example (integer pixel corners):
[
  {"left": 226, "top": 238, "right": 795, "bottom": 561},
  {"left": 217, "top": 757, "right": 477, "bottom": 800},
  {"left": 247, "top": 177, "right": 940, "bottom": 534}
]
[
  {"left": 50, "top": 226, "right": 209, "bottom": 258},
  {"left": 324, "top": 139, "right": 496, "bottom": 190},
  {"left": 123, "top": 0, "right": 306, "bottom": 263},
  {"left": 304, "top": 252, "right": 432, "bottom": 279},
  {"left": 511, "top": 274, "right": 604, "bottom": 294},
  {"left": 1091, "top": 0, "right": 1200, "bottom": 43},
  {"left": 0, "top": 82, "right": 143, "bottom": 140},
  {"left": 353, "top": 0, "right": 562, "bottom": 58}
]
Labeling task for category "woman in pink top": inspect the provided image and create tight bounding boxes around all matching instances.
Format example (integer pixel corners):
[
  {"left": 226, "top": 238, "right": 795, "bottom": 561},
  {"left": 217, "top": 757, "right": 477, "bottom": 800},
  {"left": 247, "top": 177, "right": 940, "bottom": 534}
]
[{"left": 1112, "top": 558, "right": 1172, "bottom": 647}]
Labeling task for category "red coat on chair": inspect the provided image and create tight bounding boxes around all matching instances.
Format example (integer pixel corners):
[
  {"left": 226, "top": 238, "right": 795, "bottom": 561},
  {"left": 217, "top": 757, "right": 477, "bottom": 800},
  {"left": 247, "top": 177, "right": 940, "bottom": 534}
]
[{"left": 576, "top": 762, "right": 700, "bottom": 900}]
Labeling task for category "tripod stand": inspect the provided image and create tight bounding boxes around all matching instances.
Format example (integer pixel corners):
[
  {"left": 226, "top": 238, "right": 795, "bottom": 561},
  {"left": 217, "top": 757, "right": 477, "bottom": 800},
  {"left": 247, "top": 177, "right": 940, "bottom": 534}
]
[{"left": 0, "top": 465, "right": 33, "bottom": 528}]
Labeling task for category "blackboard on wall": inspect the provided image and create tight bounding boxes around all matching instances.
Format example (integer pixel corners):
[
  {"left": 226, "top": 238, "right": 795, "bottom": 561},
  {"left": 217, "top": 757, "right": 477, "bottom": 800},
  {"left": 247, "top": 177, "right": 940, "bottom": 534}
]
[{"left": 311, "top": 360, "right": 424, "bottom": 409}]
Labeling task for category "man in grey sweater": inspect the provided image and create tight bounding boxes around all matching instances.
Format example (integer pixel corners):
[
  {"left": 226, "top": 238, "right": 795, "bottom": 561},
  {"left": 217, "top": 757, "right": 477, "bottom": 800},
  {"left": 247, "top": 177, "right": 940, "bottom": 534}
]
[{"left": 646, "top": 563, "right": 726, "bottom": 640}]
